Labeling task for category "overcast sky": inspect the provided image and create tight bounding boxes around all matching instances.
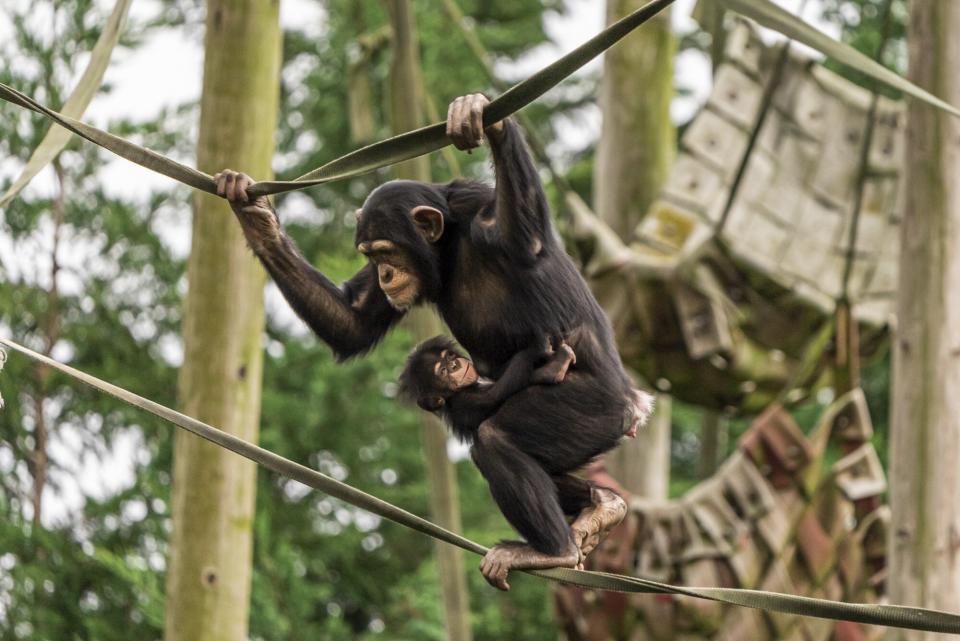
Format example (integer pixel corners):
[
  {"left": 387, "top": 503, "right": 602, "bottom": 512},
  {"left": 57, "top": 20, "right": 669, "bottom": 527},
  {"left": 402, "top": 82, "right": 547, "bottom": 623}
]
[{"left": 0, "top": 0, "right": 837, "bottom": 527}]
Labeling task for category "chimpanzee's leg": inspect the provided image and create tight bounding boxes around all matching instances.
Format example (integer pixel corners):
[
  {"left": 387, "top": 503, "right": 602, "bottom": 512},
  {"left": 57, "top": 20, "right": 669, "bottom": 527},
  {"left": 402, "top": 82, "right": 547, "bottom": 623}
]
[
  {"left": 553, "top": 474, "right": 627, "bottom": 559},
  {"left": 471, "top": 421, "right": 580, "bottom": 590},
  {"left": 553, "top": 474, "right": 595, "bottom": 516}
]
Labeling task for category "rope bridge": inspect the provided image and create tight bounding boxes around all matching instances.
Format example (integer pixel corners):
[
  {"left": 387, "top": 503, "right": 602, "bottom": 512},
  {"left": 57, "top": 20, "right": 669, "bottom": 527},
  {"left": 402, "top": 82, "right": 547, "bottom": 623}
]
[{"left": 2, "top": 0, "right": 960, "bottom": 632}]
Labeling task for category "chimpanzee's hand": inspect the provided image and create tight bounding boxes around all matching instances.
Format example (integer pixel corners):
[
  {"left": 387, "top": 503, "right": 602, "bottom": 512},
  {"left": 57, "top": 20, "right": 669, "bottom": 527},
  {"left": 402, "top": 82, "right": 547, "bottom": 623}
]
[
  {"left": 215, "top": 169, "right": 281, "bottom": 250},
  {"left": 446, "top": 93, "right": 505, "bottom": 151},
  {"left": 531, "top": 342, "right": 576, "bottom": 385}
]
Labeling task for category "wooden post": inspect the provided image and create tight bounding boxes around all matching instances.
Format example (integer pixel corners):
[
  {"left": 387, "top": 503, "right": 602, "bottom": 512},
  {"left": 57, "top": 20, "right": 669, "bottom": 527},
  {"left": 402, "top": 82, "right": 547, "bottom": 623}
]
[
  {"left": 595, "top": 0, "right": 676, "bottom": 498},
  {"left": 887, "top": 3, "right": 960, "bottom": 640},
  {"left": 385, "top": 2, "right": 473, "bottom": 640},
  {"left": 164, "top": 1, "right": 280, "bottom": 639}
]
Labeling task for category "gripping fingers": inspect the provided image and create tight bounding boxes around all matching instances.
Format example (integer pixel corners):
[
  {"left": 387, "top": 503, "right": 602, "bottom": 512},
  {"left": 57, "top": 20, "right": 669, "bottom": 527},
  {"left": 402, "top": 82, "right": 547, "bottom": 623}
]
[
  {"left": 446, "top": 98, "right": 461, "bottom": 147},
  {"left": 480, "top": 552, "right": 511, "bottom": 591},
  {"left": 447, "top": 97, "right": 467, "bottom": 150},
  {"left": 214, "top": 169, "right": 257, "bottom": 204},
  {"left": 485, "top": 563, "right": 509, "bottom": 591},
  {"left": 214, "top": 170, "right": 228, "bottom": 197},
  {"left": 455, "top": 97, "right": 473, "bottom": 150},
  {"left": 225, "top": 171, "right": 239, "bottom": 202},
  {"left": 447, "top": 94, "right": 492, "bottom": 151},
  {"left": 469, "top": 94, "right": 484, "bottom": 147},
  {"left": 236, "top": 174, "right": 250, "bottom": 202}
]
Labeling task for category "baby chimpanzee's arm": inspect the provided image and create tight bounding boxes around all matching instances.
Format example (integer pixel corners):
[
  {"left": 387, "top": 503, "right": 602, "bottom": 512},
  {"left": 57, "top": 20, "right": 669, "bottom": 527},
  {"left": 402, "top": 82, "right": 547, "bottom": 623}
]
[
  {"left": 453, "top": 340, "right": 575, "bottom": 422},
  {"left": 530, "top": 343, "right": 576, "bottom": 385}
]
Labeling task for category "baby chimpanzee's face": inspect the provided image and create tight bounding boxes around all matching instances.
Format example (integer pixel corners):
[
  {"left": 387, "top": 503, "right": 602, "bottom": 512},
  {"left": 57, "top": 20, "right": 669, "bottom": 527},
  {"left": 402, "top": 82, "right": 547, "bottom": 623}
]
[{"left": 434, "top": 349, "right": 478, "bottom": 392}]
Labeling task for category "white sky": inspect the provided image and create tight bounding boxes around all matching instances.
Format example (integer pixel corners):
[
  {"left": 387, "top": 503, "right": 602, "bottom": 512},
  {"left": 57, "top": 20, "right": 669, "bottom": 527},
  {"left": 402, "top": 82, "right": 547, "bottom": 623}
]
[{"left": 0, "top": 0, "right": 838, "bottom": 527}]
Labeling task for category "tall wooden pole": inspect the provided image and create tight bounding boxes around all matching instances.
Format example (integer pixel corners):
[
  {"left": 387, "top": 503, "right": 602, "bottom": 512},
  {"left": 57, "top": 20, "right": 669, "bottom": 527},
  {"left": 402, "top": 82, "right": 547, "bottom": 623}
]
[
  {"left": 594, "top": 0, "right": 676, "bottom": 498},
  {"left": 385, "top": 2, "right": 473, "bottom": 640},
  {"left": 887, "top": 3, "right": 960, "bottom": 640},
  {"left": 164, "top": 1, "right": 280, "bottom": 639}
]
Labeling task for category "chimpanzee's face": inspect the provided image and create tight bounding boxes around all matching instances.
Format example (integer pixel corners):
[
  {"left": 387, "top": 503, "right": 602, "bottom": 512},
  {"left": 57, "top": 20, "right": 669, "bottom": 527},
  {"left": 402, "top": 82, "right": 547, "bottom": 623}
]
[
  {"left": 432, "top": 348, "right": 478, "bottom": 392},
  {"left": 356, "top": 238, "right": 421, "bottom": 311},
  {"left": 355, "top": 181, "right": 447, "bottom": 311}
]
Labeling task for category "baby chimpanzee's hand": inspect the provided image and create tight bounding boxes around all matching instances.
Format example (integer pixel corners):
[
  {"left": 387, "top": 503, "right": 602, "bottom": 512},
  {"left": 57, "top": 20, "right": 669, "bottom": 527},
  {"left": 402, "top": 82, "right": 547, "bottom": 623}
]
[{"left": 532, "top": 341, "right": 576, "bottom": 385}]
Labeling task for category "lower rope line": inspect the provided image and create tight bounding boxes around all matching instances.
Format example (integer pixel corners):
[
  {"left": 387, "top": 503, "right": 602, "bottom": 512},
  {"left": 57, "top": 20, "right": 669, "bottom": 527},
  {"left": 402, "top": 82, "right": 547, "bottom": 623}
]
[{"left": 2, "top": 335, "right": 958, "bottom": 634}]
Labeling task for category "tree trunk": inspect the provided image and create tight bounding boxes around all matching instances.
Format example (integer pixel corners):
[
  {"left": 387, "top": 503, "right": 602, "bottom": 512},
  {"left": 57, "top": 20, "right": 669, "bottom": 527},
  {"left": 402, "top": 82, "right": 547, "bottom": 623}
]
[
  {"left": 887, "top": 4, "right": 960, "bottom": 641},
  {"left": 385, "top": 2, "right": 473, "bottom": 640},
  {"left": 594, "top": 0, "right": 675, "bottom": 237},
  {"left": 606, "top": 395, "right": 672, "bottom": 498},
  {"left": 594, "top": 0, "right": 675, "bottom": 499},
  {"left": 698, "top": 410, "right": 722, "bottom": 479},
  {"left": 164, "top": 1, "right": 280, "bottom": 640}
]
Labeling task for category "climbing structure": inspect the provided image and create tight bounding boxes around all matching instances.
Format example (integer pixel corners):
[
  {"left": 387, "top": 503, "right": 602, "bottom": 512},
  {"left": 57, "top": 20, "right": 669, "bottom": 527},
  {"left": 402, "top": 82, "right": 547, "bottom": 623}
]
[
  {"left": 557, "top": 21, "right": 904, "bottom": 641},
  {"left": 574, "top": 21, "right": 903, "bottom": 412},
  {"left": 556, "top": 390, "right": 889, "bottom": 641}
]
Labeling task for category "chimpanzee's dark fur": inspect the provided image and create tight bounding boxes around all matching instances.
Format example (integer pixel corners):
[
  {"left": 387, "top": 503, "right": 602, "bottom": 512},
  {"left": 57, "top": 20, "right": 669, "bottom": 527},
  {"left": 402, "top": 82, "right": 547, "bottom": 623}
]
[
  {"left": 241, "top": 118, "right": 634, "bottom": 556},
  {"left": 399, "top": 335, "right": 567, "bottom": 439}
]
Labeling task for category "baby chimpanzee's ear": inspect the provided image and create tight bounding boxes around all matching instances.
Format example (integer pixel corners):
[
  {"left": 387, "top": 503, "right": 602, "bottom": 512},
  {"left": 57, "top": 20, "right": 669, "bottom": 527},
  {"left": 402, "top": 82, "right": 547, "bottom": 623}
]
[
  {"left": 418, "top": 395, "right": 445, "bottom": 412},
  {"left": 410, "top": 206, "right": 444, "bottom": 243}
]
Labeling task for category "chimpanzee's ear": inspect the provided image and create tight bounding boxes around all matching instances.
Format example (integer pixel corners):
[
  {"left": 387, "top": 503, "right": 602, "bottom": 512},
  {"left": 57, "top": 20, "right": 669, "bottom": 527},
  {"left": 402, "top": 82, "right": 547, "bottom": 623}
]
[
  {"left": 410, "top": 205, "right": 444, "bottom": 243},
  {"left": 418, "top": 395, "right": 445, "bottom": 412}
]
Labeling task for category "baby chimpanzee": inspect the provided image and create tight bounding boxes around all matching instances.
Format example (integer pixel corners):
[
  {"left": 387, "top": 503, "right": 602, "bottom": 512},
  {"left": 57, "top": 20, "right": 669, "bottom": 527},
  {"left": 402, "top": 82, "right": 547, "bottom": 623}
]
[{"left": 400, "top": 336, "right": 575, "bottom": 441}]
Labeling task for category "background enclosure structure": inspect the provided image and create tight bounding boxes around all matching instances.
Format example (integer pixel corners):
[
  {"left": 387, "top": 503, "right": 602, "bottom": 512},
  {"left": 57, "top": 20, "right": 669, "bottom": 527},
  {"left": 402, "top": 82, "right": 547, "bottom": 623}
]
[
  {"left": 575, "top": 21, "right": 902, "bottom": 413},
  {"left": 557, "top": 390, "right": 888, "bottom": 641}
]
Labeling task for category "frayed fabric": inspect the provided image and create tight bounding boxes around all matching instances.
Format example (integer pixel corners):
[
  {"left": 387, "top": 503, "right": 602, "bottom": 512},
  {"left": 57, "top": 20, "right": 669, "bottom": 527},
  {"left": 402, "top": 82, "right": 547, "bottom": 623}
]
[{"left": 623, "top": 389, "right": 655, "bottom": 439}]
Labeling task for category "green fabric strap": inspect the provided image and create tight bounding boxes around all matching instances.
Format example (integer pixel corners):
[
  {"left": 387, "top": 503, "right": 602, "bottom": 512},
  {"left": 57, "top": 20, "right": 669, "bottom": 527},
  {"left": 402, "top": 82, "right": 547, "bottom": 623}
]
[
  {"left": 0, "top": 0, "right": 133, "bottom": 209},
  {"left": 0, "top": 0, "right": 675, "bottom": 201},
  {"left": 3, "top": 337, "right": 960, "bottom": 635}
]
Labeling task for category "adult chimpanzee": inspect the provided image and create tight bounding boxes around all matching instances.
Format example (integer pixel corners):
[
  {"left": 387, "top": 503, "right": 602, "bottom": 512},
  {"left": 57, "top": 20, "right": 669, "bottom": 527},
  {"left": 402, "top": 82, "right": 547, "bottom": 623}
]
[{"left": 216, "top": 93, "right": 652, "bottom": 590}]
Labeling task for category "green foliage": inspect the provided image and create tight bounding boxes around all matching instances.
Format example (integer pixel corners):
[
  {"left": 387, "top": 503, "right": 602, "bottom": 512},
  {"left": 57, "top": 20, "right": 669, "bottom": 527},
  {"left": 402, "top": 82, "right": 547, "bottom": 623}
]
[
  {"left": 0, "top": 2, "right": 182, "bottom": 638},
  {"left": 818, "top": 0, "right": 907, "bottom": 92}
]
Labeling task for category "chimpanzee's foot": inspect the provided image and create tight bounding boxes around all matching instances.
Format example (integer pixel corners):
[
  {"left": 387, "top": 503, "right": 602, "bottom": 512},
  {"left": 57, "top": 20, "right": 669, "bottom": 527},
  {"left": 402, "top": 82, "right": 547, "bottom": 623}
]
[
  {"left": 479, "top": 541, "right": 581, "bottom": 591},
  {"left": 570, "top": 488, "right": 627, "bottom": 560}
]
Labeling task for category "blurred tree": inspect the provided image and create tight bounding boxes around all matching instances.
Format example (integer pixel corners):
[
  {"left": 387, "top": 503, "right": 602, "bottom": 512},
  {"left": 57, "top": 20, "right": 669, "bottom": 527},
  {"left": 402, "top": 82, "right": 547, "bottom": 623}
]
[
  {"left": 0, "top": 1, "right": 184, "bottom": 638},
  {"left": 163, "top": 1, "right": 281, "bottom": 640},
  {"left": 383, "top": 1, "right": 473, "bottom": 640},
  {"left": 887, "top": 2, "right": 960, "bottom": 637},
  {"left": 820, "top": 0, "right": 907, "bottom": 90},
  {"left": 593, "top": 0, "right": 676, "bottom": 499}
]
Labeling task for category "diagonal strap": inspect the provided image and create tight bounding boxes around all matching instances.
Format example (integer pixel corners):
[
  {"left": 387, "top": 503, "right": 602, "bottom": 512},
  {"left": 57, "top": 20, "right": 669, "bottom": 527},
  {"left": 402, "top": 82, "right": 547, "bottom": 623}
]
[
  {"left": 4, "top": 0, "right": 955, "bottom": 205},
  {"left": 0, "top": 0, "right": 134, "bottom": 209},
  {"left": 2, "top": 336, "right": 959, "bottom": 634},
  {"left": 0, "top": 0, "right": 676, "bottom": 202}
]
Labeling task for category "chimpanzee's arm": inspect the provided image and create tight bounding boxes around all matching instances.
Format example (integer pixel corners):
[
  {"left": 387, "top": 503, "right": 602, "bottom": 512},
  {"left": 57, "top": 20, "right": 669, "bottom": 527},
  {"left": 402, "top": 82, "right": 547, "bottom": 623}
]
[
  {"left": 484, "top": 118, "right": 551, "bottom": 259},
  {"left": 217, "top": 171, "right": 403, "bottom": 360},
  {"left": 446, "top": 94, "right": 550, "bottom": 262},
  {"left": 453, "top": 345, "right": 545, "bottom": 418},
  {"left": 530, "top": 342, "right": 576, "bottom": 385},
  {"left": 263, "top": 244, "right": 402, "bottom": 360}
]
